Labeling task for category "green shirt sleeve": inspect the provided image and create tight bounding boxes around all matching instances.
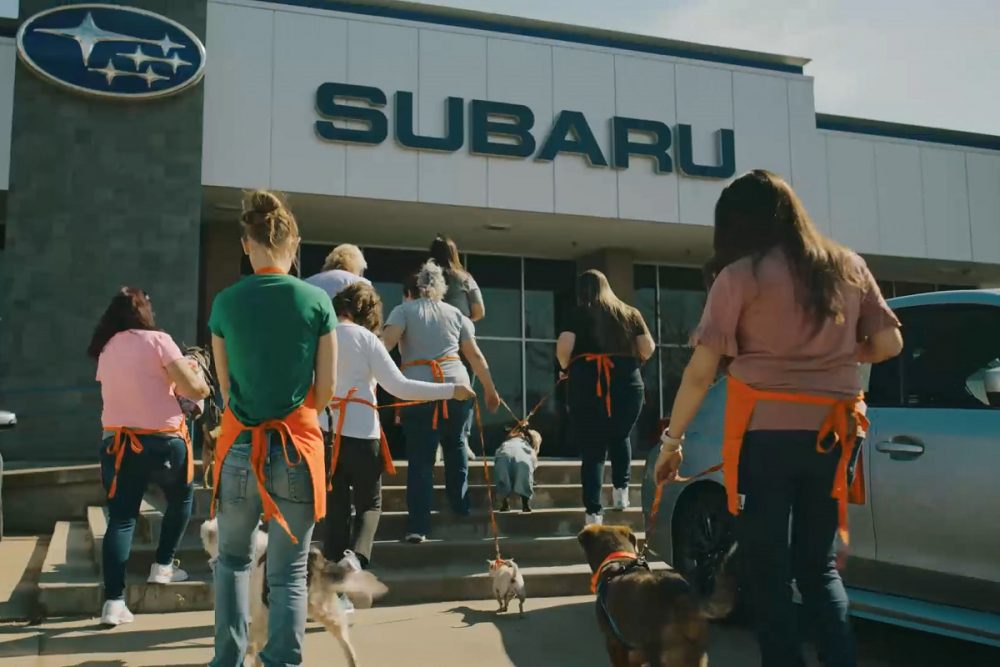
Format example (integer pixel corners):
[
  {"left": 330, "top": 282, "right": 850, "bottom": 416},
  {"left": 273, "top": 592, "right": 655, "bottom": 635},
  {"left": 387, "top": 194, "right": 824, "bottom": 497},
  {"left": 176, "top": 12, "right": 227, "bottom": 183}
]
[
  {"left": 316, "top": 294, "right": 335, "bottom": 336},
  {"left": 208, "top": 292, "right": 226, "bottom": 338}
]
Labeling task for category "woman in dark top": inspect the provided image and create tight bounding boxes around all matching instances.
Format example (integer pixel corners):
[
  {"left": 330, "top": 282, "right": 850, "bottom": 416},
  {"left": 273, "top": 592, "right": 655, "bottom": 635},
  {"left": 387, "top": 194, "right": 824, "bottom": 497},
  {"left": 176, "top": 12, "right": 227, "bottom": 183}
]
[
  {"left": 557, "top": 269, "right": 655, "bottom": 525},
  {"left": 430, "top": 234, "right": 485, "bottom": 322}
]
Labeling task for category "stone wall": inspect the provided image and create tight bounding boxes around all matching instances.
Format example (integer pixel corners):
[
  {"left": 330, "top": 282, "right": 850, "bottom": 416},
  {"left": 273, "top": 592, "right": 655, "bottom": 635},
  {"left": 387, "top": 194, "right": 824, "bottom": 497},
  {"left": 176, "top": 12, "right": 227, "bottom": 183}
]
[{"left": 0, "top": 0, "right": 206, "bottom": 462}]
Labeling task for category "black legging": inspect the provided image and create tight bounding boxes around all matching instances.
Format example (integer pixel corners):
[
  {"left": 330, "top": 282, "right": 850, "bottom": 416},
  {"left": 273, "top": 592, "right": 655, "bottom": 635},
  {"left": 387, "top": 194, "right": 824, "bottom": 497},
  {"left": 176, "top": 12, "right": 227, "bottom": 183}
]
[{"left": 567, "top": 356, "right": 644, "bottom": 515}]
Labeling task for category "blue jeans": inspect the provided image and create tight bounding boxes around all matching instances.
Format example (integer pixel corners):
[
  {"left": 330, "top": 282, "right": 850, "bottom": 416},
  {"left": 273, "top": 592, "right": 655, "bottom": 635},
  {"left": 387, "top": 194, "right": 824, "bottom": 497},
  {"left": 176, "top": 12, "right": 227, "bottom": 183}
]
[
  {"left": 210, "top": 439, "right": 315, "bottom": 667},
  {"left": 99, "top": 434, "right": 193, "bottom": 601},
  {"left": 568, "top": 360, "right": 644, "bottom": 515},
  {"left": 402, "top": 399, "right": 473, "bottom": 535},
  {"left": 737, "top": 430, "right": 856, "bottom": 667}
]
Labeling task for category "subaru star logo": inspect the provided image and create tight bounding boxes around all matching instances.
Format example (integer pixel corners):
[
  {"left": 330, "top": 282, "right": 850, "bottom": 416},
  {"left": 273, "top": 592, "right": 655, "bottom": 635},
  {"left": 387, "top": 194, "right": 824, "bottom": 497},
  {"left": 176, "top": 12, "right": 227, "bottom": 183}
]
[{"left": 16, "top": 4, "right": 206, "bottom": 100}]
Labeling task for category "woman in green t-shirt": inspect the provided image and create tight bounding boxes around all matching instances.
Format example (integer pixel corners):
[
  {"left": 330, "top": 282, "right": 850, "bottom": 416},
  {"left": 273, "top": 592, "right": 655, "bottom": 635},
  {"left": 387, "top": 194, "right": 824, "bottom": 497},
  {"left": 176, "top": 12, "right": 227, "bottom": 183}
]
[{"left": 207, "top": 190, "right": 336, "bottom": 667}]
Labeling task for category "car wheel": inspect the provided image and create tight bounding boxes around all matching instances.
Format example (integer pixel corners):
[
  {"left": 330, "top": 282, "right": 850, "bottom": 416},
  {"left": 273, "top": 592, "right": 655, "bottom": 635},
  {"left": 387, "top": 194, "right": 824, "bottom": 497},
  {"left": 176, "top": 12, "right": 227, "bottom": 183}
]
[{"left": 672, "top": 484, "right": 738, "bottom": 611}]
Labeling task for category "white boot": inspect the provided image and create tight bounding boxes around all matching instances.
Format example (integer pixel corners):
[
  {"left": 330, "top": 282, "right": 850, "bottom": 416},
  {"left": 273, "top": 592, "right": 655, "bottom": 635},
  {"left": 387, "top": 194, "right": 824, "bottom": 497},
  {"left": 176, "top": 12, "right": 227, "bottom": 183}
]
[
  {"left": 584, "top": 513, "right": 603, "bottom": 526},
  {"left": 100, "top": 599, "right": 134, "bottom": 626},
  {"left": 612, "top": 487, "right": 630, "bottom": 511}
]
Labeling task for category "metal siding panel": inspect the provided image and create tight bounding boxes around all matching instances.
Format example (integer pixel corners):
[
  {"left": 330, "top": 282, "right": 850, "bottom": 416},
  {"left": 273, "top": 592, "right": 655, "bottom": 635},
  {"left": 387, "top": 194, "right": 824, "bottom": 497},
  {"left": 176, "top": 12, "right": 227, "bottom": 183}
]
[
  {"left": 733, "top": 72, "right": 791, "bottom": 178},
  {"left": 486, "top": 37, "right": 554, "bottom": 213},
  {"left": 345, "top": 20, "right": 419, "bottom": 202},
  {"left": 417, "top": 29, "right": 487, "bottom": 207},
  {"left": 201, "top": 2, "right": 274, "bottom": 188},
  {"left": 826, "top": 135, "right": 880, "bottom": 253},
  {"left": 675, "top": 64, "right": 732, "bottom": 227},
  {"left": 550, "top": 46, "right": 616, "bottom": 218},
  {"left": 920, "top": 147, "right": 972, "bottom": 261},
  {"left": 967, "top": 152, "right": 1000, "bottom": 263},
  {"left": 270, "top": 11, "right": 348, "bottom": 196},
  {"left": 787, "top": 79, "right": 830, "bottom": 233},
  {"left": 614, "top": 55, "right": 678, "bottom": 223},
  {"left": 875, "top": 142, "right": 926, "bottom": 258}
]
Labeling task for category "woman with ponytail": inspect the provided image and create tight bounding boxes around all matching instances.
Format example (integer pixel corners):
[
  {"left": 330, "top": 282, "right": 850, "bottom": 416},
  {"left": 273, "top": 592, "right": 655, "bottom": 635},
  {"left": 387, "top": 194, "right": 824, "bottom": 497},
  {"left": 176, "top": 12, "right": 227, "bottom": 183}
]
[{"left": 208, "top": 190, "right": 337, "bottom": 667}]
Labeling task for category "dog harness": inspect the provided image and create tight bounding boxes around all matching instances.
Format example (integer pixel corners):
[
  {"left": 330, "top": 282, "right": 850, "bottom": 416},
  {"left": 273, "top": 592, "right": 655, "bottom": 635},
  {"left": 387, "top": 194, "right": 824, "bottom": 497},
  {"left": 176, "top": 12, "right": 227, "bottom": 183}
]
[
  {"left": 326, "top": 387, "right": 397, "bottom": 490},
  {"left": 210, "top": 390, "right": 327, "bottom": 544},
  {"left": 590, "top": 550, "right": 650, "bottom": 651},
  {"left": 103, "top": 421, "right": 193, "bottom": 499},
  {"left": 399, "top": 355, "right": 461, "bottom": 428},
  {"left": 722, "top": 375, "right": 869, "bottom": 545}
]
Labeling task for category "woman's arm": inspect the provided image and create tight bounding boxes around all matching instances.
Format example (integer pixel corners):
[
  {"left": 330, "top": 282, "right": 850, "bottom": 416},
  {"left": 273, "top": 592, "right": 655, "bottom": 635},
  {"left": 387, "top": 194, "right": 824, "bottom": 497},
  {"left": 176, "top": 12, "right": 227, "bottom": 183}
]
[
  {"left": 369, "top": 336, "right": 463, "bottom": 401},
  {"left": 635, "top": 334, "right": 655, "bottom": 363},
  {"left": 211, "top": 335, "right": 230, "bottom": 409},
  {"left": 166, "top": 358, "right": 210, "bottom": 401},
  {"left": 556, "top": 332, "right": 575, "bottom": 369},
  {"left": 381, "top": 324, "right": 403, "bottom": 352},
  {"left": 654, "top": 345, "right": 722, "bottom": 483},
  {"left": 314, "top": 331, "right": 337, "bottom": 409},
  {"left": 460, "top": 337, "right": 501, "bottom": 411},
  {"left": 468, "top": 301, "right": 485, "bottom": 322},
  {"left": 856, "top": 327, "right": 903, "bottom": 364}
]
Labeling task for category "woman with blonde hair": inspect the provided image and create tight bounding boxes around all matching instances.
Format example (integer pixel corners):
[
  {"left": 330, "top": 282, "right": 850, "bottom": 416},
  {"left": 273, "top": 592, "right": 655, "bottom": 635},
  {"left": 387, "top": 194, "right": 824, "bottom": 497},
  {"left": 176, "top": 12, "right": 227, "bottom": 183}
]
[
  {"left": 208, "top": 190, "right": 336, "bottom": 666},
  {"left": 654, "top": 170, "right": 901, "bottom": 667},
  {"left": 382, "top": 260, "right": 500, "bottom": 543},
  {"left": 557, "top": 270, "right": 655, "bottom": 525}
]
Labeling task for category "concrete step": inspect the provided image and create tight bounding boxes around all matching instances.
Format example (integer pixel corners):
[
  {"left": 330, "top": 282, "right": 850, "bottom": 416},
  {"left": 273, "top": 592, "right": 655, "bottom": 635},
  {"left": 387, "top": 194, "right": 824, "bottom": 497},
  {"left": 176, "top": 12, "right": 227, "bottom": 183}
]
[
  {"left": 382, "top": 459, "right": 644, "bottom": 487},
  {"left": 373, "top": 507, "right": 645, "bottom": 542},
  {"left": 171, "top": 482, "right": 640, "bottom": 521},
  {"left": 376, "top": 561, "right": 670, "bottom": 606}
]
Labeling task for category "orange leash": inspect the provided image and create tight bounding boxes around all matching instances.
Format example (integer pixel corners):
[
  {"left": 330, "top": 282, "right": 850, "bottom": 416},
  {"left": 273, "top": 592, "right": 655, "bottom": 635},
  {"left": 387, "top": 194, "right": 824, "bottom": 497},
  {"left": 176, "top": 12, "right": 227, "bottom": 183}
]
[
  {"left": 103, "top": 421, "right": 192, "bottom": 499},
  {"left": 473, "top": 398, "right": 503, "bottom": 561},
  {"left": 643, "top": 462, "right": 723, "bottom": 558}
]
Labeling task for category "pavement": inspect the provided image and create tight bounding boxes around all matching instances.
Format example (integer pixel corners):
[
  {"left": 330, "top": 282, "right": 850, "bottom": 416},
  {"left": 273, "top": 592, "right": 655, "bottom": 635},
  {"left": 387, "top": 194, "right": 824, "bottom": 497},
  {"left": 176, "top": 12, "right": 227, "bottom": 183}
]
[
  {"left": 0, "top": 596, "right": 999, "bottom": 667},
  {"left": 1, "top": 536, "right": 999, "bottom": 666}
]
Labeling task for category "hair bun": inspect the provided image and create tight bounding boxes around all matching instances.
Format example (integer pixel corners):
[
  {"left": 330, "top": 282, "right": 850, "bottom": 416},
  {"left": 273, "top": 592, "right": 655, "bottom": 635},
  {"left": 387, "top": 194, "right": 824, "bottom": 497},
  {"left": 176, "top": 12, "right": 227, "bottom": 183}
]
[{"left": 245, "top": 189, "right": 284, "bottom": 216}]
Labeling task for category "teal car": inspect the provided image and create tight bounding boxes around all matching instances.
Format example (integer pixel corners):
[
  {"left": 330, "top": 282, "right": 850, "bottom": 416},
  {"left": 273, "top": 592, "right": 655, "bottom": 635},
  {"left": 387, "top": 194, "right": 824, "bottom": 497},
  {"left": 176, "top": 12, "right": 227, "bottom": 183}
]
[{"left": 642, "top": 290, "right": 1000, "bottom": 647}]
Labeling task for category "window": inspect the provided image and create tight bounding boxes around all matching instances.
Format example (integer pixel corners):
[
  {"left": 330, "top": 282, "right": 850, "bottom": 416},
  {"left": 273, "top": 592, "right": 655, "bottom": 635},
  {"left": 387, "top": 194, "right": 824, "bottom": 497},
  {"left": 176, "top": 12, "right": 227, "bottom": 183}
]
[
  {"left": 633, "top": 264, "right": 706, "bottom": 450},
  {"left": 895, "top": 304, "right": 1000, "bottom": 409}
]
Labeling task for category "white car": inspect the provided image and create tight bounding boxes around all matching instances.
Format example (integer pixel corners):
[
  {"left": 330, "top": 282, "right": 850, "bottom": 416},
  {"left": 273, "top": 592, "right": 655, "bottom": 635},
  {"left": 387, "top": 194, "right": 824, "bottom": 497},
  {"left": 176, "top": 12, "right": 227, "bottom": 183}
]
[{"left": 642, "top": 290, "right": 1000, "bottom": 647}]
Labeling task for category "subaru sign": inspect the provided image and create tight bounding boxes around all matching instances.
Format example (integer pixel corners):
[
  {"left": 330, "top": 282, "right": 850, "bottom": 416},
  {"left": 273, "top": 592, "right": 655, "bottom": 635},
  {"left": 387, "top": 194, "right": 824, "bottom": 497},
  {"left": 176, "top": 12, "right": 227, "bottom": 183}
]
[{"left": 16, "top": 4, "right": 206, "bottom": 100}]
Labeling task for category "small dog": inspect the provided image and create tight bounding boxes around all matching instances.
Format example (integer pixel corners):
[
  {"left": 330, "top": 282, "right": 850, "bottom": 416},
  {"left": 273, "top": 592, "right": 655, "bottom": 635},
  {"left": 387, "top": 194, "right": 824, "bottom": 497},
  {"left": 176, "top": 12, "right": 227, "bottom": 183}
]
[
  {"left": 494, "top": 425, "right": 541, "bottom": 513},
  {"left": 487, "top": 558, "right": 526, "bottom": 617},
  {"left": 179, "top": 346, "right": 221, "bottom": 488},
  {"left": 577, "top": 525, "right": 737, "bottom": 667},
  {"left": 200, "top": 518, "right": 387, "bottom": 667}
]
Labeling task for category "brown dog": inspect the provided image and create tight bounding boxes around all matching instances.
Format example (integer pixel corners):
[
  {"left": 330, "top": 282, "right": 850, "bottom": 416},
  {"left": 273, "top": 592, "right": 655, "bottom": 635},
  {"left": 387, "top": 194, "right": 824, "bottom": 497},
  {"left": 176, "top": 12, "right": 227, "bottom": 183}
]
[
  {"left": 179, "top": 346, "right": 221, "bottom": 487},
  {"left": 577, "top": 525, "right": 736, "bottom": 667}
]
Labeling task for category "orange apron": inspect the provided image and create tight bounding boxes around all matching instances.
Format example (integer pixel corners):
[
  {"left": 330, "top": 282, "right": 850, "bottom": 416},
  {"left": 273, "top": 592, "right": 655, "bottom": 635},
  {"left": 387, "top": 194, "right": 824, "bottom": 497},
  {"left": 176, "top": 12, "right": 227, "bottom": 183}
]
[
  {"left": 723, "top": 375, "right": 869, "bottom": 545},
  {"left": 327, "top": 387, "right": 397, "bottom": 490},
  {"left": 103, "top": 421, "right": 193, "bottom": 499},
  {"left": 210, "top": 392, "right": 326, "bottom": 544},
  {"left": 568, "top": 353, "right": 619, "bottom": 417},
  {"left": 399, "top": 355, "right": 460, "bottom": 428}
]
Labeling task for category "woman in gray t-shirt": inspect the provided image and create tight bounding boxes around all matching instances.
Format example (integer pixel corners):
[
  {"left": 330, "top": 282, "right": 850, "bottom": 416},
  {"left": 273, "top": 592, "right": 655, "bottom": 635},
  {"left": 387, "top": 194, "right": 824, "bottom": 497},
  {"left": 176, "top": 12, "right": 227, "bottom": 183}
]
[
  {"left": 383, "top": 261, "right": 500, "bottom": 543},
  {"left": 430, "top": 235, "right": 485, "bottom": 322}
]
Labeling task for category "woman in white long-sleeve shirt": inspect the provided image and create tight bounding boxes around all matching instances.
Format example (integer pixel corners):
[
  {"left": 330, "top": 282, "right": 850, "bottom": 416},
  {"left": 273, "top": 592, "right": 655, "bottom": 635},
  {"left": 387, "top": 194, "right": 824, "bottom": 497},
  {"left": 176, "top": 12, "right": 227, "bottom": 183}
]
[{"left": 321, "top": 282, "right": 474, "bottom": 572}]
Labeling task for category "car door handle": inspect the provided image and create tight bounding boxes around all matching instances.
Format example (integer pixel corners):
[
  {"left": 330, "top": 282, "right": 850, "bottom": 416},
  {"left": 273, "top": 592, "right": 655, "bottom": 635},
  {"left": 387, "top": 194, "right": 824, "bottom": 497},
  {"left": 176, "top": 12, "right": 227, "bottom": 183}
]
[{"left": 875, "top": 437, "right": 925, "bottom": 460}]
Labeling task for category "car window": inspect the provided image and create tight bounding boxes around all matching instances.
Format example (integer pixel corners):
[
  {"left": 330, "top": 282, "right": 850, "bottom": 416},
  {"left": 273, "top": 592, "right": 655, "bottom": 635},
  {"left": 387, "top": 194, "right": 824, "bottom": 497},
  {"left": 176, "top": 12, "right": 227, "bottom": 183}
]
[{"left": 896, "top": 304, "right": 1000, "bottom": 409}]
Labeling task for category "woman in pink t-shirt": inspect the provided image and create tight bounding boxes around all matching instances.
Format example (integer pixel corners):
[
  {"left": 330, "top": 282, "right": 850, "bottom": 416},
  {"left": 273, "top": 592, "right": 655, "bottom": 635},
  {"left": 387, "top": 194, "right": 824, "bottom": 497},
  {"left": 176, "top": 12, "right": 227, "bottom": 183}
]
[
  {"left": 654, "top": 171, "right": 902, "bottom": 667},
  {"left": 88, "top": 287, "right": 209, "bottom": 627}
]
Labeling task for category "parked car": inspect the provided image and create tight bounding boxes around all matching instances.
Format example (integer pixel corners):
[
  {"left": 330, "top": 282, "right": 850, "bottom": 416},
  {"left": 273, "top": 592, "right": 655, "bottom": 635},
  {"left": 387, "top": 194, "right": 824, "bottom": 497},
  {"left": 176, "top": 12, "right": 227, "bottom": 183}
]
[
  {"left": 0, "top": 409, "right": 15, "bottom": 542},
  {"left": 642, "top": 289, "right": 1000, "bottom": 647}
]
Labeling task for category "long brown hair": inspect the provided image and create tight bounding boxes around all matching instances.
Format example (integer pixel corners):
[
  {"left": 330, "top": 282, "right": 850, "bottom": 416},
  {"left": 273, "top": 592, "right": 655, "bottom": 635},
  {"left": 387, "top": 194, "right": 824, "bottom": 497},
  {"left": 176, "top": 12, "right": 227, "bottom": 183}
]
[
  {"left": 87, "top": 287, "right": 158, "bottom": 359},
  {"left": 333, "top": 282, "right": 383, "bottom": 333},
  {"left": 707, "top": 170, "right": 863, "bottom": 322},
  {"left": 575, "top": 269, "right": 644, "bottom": 354},
  {"left": 430, "top": 234, "right": 468, "bottom": 279}
]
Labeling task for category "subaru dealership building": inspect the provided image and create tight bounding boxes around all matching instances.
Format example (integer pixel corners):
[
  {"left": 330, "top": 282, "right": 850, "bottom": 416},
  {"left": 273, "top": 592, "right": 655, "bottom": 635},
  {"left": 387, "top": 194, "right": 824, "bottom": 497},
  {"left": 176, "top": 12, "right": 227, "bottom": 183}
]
[{"left": 1, "top": 0, "right": 999, "bottom": 461}]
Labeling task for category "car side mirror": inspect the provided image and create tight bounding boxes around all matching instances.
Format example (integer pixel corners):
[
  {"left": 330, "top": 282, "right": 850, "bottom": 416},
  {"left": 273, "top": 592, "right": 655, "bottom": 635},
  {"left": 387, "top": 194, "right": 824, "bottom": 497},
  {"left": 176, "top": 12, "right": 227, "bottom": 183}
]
[{"left": 984, "top": 368, "right": 1000, "bottom": 407}]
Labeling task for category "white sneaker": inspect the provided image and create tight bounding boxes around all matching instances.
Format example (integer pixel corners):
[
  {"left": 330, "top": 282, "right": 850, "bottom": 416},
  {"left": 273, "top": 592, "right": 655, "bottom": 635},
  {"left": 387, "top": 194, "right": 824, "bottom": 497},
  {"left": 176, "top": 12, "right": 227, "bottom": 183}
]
[
  {"left": 584, "top": 513, "right": 603, "bottom": 526},
  {"left": 100, "top": 599, "right": 134, "bottom": 626},
  {"left": 338, "top": 592, "right": 356, "bottom": 616},
  {"left": 612, "top": 487, "right": 630, "bottom": 511},
  {"left": 147, "top": 560, "right": 189, "bottom": 584},
  {"left": 405, "top": 533, "right": 426, "bottom": 544},
  {"left": 339, "top": 550, "right": 363, "bottom": 573}
]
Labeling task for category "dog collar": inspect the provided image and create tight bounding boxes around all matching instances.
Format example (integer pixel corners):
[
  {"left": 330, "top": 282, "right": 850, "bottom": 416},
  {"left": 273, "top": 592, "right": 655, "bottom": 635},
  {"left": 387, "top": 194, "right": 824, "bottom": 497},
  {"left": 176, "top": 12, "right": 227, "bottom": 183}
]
[{"left": 590, "top": 550, "right": 639, "bottom": 594}]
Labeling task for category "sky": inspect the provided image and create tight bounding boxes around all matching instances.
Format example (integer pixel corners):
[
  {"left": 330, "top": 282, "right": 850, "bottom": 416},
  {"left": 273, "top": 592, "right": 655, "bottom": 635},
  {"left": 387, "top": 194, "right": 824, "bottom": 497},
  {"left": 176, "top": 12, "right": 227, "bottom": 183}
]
[{"left": 410, "top": 0, "right": 1000, "bottom": 136}]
